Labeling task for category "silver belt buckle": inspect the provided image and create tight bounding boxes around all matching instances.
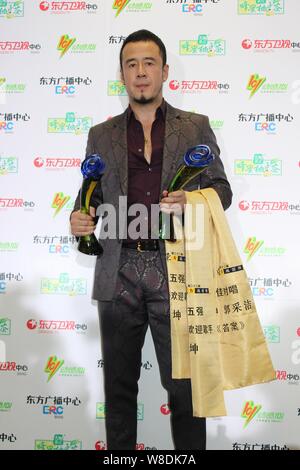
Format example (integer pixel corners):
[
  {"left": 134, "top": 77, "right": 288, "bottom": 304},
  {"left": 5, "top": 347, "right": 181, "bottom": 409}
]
[{"left": 137, "top": 241, "right": 145, "bottom": 252}]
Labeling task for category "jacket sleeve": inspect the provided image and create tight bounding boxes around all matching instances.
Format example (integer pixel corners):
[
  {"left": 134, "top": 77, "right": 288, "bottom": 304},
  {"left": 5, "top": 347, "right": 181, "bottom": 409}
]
[
  {"left": 72, "top": 126, "right": 103, "bottom": 213},
  {"left": 198, "top": 115, "right": 232, "bottom": 210}
]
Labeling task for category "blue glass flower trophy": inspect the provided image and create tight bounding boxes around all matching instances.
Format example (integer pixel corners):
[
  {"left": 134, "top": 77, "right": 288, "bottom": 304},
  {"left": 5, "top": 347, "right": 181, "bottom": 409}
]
[
  {"left": 159, "top": 145, "right": 215, "bottom": 241},
  {"left": 78, "top": 154, "right": 105, "bottom": 256}
]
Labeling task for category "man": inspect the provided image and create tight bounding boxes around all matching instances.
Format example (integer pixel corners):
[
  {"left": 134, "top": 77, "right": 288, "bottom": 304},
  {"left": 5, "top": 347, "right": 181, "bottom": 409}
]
[{"left": 70, "top": 29, "right": 232, "bottom": 450}]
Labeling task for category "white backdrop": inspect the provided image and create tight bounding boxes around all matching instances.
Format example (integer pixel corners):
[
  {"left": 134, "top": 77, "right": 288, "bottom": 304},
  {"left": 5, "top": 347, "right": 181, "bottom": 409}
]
[{"left": 0, "top": 0, "right": 299, "bottom": 451}]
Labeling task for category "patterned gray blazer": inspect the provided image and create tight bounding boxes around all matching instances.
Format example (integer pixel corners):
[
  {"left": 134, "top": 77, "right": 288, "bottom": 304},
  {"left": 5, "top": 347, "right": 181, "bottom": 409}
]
[{"left": 73, "top": 102, "right": 232, "bottom": 301}]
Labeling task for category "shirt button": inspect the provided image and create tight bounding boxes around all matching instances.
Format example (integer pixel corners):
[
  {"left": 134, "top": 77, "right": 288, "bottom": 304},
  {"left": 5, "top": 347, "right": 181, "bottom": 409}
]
[
  {"left": 148, "top": 167, "right": 152, "bottom": 172},
  {"left": 146, "top": 192, "right": 151, "bottom": 196},
  {"left": 138, "top": 148, "right": 142, "bottom": 152}
]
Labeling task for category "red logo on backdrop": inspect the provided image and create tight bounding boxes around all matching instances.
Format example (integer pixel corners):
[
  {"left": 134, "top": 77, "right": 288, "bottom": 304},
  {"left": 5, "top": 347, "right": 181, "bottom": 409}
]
[
  {"left": 297, "top": 328, "right": 300, "bottom": 337},
  {"left": 169, "top": 80, "right": 180, "bottom": 91},
  {"left": 40, "top": 1, "right": 50, "bottom": 10},
  {"left": 95, "top": 440, "right": 106, "bottom": 450},
  {"left": 160, "top": 404, "right": 171, "bottom": 415},
  {"left": 27, "top": 319, "right": 38, "bottom": 330},
  {"left": 242, "top": 39, "right": 252, "bottom": 49},
  {"left": 34, "top": 157, "right": 44, "bottom": 168},
  {"left": 239, "top": 201, "right": 250, "bottom": 211}
]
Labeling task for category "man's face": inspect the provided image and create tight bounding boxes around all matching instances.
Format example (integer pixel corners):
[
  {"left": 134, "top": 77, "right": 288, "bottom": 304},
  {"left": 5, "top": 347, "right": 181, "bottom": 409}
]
[{"left": 121, "top": 40, "right": 169, "bottom": 105}]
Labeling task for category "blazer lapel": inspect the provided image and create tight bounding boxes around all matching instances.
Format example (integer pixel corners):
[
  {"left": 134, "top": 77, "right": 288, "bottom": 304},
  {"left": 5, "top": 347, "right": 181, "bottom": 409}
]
[
  {"left": 110, "top": 111, "right": 128, "bottom": 195},
  {"left": 160, "top": 103, "right": 186, "bottom": 193},
  {"left": 109, "top": 104, "right": 186, "bottom": 196}
]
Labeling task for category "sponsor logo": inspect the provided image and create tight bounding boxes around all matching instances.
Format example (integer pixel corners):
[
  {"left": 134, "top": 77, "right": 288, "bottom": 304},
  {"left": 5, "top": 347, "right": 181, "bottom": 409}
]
[
  {"left": 40, "top": 1, "right": 98, "bottom": 13},
  {"left": 0, "top": 1, "right": 24, "bottom": 18},
  {"left": 136, "top": 443, "right": 157, "bottom": 450},
  {"left": 57, "top": 34, "right": 76, "bottom": 57},
  {"left": 112, "top": 0, "right": 130, "bottom": 16},
  {"left": 40, "top": 76, "right": 92, "bottom": 96},
  {"left": 42, "top": 405, "right": 64, "bottom": 416},
  {"left": 209, "top": 119, "right": 224, "bottom": 130},
  {"left": 0, "top": 198, "right": 35, "bottom": 209},
  {"left": 238, "top": 112, "right": 294, "bottom": 135},
  {"left": 112, "top": 0, "right": 152, "bottom": 16},
  {"left": 108, "top": 80, "right": 127, "bottom": 96},
  {"left": 182, "top": 3, "right": 204, "bottom": 14},
  {"left": 0, "top": 41, "right": 41, "bottom": 53},
  {"left": 242, "top": 38, "right": 300, "bottom": 52},
  {"left": 47, "top": 112, "right": 92, "bottom": 134},
  {"left": 238, "top": 0, "right": 284, "bottom": 16},
  {"left": 27, "top": 319, "right": 87, "bottom": 333},
  {"left": 244, "top": 236, "right": 264, "bottom": 261},
  {"left": 108, "top": 34, "right": 126, "bottom": 44},
  {"left": 34, "top": 434, "right": 82, "bottom": 450},
  {"left": 263, "top": 325, "right": 280, "bottom": 343},
  {"left": 0, "top": 361, "right": 28, "bottom": 374},
  {"left": 0, "top": 318, "right": 11, "bottom": 335},
  {"left": 0, "top": 157, "right": 18, "bottom": 175},
  {"left": 96, "top": 402, "right": 106, "bottom": 419},
  {"left": 0, "top": 242, "right": 18, "bottom": 252},
  {"left": 0, "top": 401, "right": 12, "bottom": 412},
  {"left": 51, "top": 192, "right": 72, "bottom": 216},
  {"left": 33, "top": 234, "right": 77, "bottom": 257},
  {"left": 234, "top": 153, "right": 282, "bottom": 176},
  {"left": 277, "top": 370, "right": 300, "bottom": 385},
  {"left": 95, "top": 440, "right": 106, "bottom": 450},
  {"left": 241, "top": 401, "right": 262, "bottom": 427},
  {"left": 40, "top": 273, "right": 87, "bottom": 296},
  {"left": 0, "top": 272, "right": 23, "bottom": 295},
  {"left": 180, "top": 35, "right": 225, "bottom": 56},
  {"left": 34, "top": 157, "right": 81, "bottom": 169},
  {"left": 44, "top": 356, "right": 64, "bottom": 381},
  {"left": 137, "top": 403, "right": 144, "bottom": 420},
  {"left": 244, "top": 236, "right": 286, "bottom": 261},
  {"left": 0, "top": 78, "right": 26, "bottom": 103},
  {"left": 160, "top": 403, "right": 171, "bottom": 415},
  {"left": 0, "top": 432, "right": 16, "bottom": 443},
  {"left": 57, "top": 34, "right": 96, "bottom": 58},
  {"left": 239, "top": 200, "right": 300, "bottom": 215},
  {"left": 0, "top": 112, "right": 30, "bottom": 133},
  {"left": 233, "top": 442, "right": 289, "bottom": 450},
  {"left": 169, "top": 79, "right": 229, "bottom": 93},
  {"left": 247, "top": 74, "right": 288, "bottom": 98},
  {"left": 96, "top": 402, "right": 144, "bottom": 419},
  {"left": 249, "top": 277, "right": 291, "bottom": 298}
]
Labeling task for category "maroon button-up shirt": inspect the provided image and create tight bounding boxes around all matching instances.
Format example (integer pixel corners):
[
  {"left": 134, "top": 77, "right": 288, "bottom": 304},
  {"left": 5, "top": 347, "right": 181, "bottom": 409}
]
[{"left": 125, "top": 100, "right": 166, "bottom": 242}]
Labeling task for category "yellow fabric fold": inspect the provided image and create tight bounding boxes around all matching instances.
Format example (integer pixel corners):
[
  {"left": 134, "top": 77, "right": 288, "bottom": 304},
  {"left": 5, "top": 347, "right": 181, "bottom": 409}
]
[{"left": 165, "top": 188, "right": 276, "bottom": 417}]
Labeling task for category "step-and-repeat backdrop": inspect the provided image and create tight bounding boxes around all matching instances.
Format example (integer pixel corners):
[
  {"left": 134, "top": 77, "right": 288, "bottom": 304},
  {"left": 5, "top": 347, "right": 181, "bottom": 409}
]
[{"left": 0, "top": 0, "right": 299, "bottom": 451}]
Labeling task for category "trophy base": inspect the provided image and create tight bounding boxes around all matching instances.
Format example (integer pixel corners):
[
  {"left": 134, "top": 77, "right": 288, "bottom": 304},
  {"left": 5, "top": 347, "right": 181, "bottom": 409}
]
[
  {"left": 159, "top": 213, "right": 176, "bottom": 242},
  {"left": 78, "top": 234, "right": 103, "bottom": 256}
]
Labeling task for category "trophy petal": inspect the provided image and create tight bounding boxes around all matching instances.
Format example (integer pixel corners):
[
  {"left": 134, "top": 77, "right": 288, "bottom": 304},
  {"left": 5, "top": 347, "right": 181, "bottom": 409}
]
[
  {"left": 81, "top": 154, "right": 106, "bottom": 180},
  {"left": 78, "top": 153, "right": 106, "bottom": 256},
  {"left": 183, "top": 144, "right": 214, "bottom": 168},
  {"left": 159, "top": 144, "right": 215, "bottom": 241}
]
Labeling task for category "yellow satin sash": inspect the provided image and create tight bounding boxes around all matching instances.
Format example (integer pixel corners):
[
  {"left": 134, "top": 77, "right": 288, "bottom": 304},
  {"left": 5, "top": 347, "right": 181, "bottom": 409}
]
[{"left": 165, "top": 188, "right": 276, "bottom": 417}]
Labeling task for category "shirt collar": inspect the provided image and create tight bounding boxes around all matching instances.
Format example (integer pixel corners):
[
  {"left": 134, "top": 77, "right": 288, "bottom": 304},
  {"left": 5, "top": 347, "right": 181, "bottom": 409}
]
[{"left": 127, "top": 98, "right": 166, "bottom": 123}]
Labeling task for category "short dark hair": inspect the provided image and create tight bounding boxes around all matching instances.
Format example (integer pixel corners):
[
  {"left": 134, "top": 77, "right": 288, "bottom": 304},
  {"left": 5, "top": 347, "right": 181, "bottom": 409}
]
[{"left": 120, "top": 29, "right": 167, "bottom": 70}]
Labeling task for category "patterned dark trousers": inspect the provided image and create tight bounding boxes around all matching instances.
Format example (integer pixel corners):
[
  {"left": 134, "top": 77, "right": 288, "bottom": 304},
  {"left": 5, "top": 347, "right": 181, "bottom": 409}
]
[{"left": 98, "top": 247, "right": 206, "bottom": 450}]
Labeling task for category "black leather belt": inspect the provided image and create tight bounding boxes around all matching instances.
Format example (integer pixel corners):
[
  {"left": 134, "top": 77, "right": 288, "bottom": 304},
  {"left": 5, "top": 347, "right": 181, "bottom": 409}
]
[{"left": 122, "top": 240, "right": 159, "bottom": 251}]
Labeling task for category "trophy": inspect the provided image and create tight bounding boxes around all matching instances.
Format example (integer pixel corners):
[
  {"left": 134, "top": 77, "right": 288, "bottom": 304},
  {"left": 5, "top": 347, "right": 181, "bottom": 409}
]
[
  {"left": 159, "top": 144, "right": 214, "bottom": 241},
  {"left": 78, "top": 153, "right": 105, "bottom": 256}
]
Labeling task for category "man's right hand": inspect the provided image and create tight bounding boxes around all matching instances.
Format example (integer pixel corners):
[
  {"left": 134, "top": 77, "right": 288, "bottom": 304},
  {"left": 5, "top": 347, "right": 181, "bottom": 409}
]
[{"left": 70, "top": 207, "right": 96, "bottom": 237}]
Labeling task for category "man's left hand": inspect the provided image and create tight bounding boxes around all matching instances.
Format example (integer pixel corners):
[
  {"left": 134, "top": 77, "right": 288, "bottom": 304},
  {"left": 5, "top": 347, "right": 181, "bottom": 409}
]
[{"left": 160, "top": 190, "right": 187, "bottom": 214}]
